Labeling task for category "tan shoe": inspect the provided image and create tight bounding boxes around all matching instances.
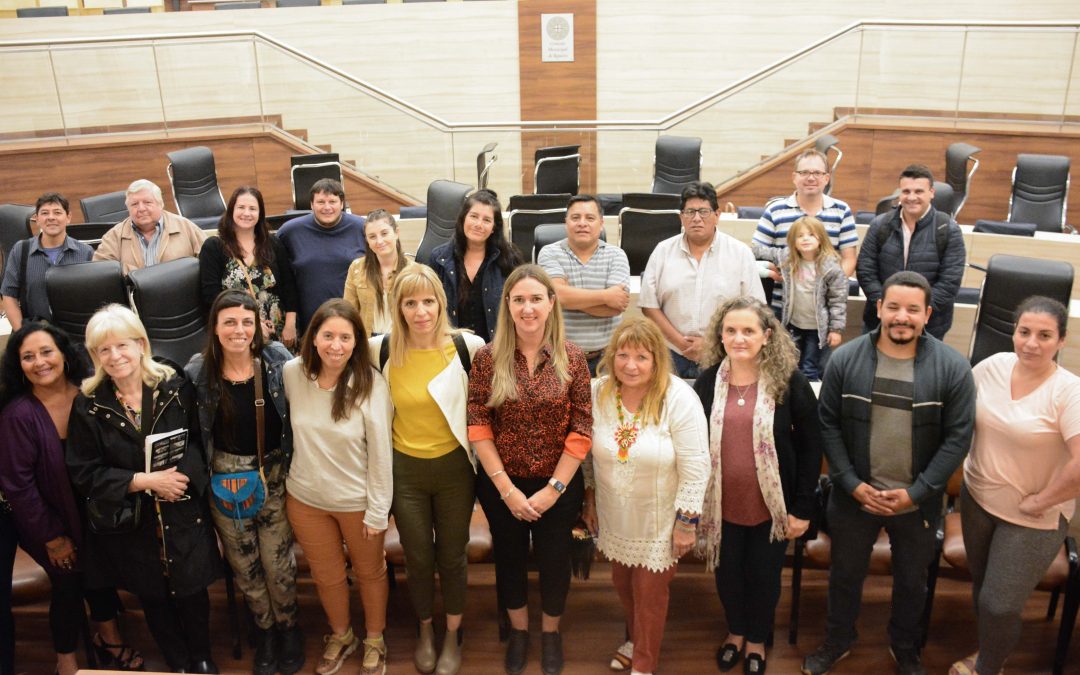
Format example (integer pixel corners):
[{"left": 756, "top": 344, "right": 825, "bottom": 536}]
[
  {"left": 361, "top": 635, "right": 387, "bottom": 675},
  {"left": 435, "top": 627, "right": 462, "bottom": 675},
  {"left": 415, "top": 623, "right": 436, "bottom": 674},
  {"left": 315, "top": 628, "right": 359, "bottom": 675}
]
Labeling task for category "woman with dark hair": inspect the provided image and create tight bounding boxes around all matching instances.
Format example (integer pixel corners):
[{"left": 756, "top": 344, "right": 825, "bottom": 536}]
[
  {"left": 467, "top": 264, "right": 591, "bottom": 675},
  {"left": 344, "top": 209, "right": 415, "bottom": 336},
  {"left": 0, "top": 322, "right": 142, "bottom": 675},
  {"left": 186, "top": 290, "right": 302, "bottom": 675},
  {"left": 200, "top": 186, "right": 299, "bottom": 348},
  {"left": 66, "top": 305, "right": 221, "bottom": 673},
  {"left": 693, "top": 297, "right": 821, "bottom": 675},
  {"left": 950, "top": 296, "right": 1080, "bottom": 675},
  {"left": 284, "top": 299, "right": 393, "bottom": 675},
  {"left": 429, "top": 190, "right": 524, "bottom": 342}
]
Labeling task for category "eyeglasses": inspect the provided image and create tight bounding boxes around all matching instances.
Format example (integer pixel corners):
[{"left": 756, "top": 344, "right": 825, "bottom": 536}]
[
  {"left": 795, "top": 170, "right": 828, "bottom": 178},
  {"left": 681, "top": 208, "right": 715, "bottom": 218}
]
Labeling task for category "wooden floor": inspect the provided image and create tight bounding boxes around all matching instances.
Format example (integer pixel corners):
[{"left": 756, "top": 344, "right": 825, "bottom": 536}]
[{"left": 12, "top": 562, "right": 1074, "bottom": 674}]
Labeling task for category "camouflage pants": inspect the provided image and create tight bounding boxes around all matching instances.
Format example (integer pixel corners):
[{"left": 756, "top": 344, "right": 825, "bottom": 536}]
[{"left": 210, "top": 450, "right": 299, "bottom": 630}]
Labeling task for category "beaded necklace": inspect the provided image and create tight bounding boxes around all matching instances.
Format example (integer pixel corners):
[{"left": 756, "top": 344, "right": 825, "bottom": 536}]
[
  {"left": 613, "top": 389, "right": 642, "bottom": 464},
  {"left": 113, "top": 385, "right": 142, "bottom": 427}
]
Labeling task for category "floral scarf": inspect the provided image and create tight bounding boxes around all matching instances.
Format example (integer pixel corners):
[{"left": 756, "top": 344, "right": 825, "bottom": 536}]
[{"left": 698, "top": 358, "right": 787, "bottom": 571}]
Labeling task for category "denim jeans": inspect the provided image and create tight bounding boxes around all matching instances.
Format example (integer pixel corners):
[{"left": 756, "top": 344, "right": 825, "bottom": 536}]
[
  {"left": 787, "top": 325, "right": 829, "bottom": 382},
  {"left": 669, "top": 350, "right": 700, "bottom": 380}
]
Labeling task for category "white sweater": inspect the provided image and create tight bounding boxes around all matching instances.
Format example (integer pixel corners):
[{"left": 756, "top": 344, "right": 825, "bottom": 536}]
[{"left": 283, "top": 358, "right": 394, "bottom": 530}]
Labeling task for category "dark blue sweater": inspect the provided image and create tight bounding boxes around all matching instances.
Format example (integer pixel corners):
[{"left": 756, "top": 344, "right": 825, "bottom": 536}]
[{"left": 277, "top": 212, "right": 366, "bottom": 331}]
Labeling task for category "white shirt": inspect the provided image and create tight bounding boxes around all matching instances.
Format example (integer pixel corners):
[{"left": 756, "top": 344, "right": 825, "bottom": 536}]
[
  {"left": 586, "top": 376, "right": 710, "bottom": 571},
  {"left": 638, "top": 230, "right": 765, "bottom": 352}
]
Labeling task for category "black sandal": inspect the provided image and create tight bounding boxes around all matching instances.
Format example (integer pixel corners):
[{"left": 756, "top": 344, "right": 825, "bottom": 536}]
[
  {"left": 93, "top": 633, "right": 145, "bottom": 671},
  {"left": 716, "top": 642, "right": 742, "bottom": 672}
]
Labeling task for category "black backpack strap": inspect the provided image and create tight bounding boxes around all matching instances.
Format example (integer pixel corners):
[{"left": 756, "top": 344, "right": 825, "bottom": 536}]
[
  {"left": 378, "top": 335, "right": 390, "bottom": 372},
  {"left": 17, "top": 238, "right": 31, "bottom": 314},
  {"left": 451, "top": 333, "right": 471, "bottom": 374},
  {"left": 933, "top": 209, "right": 952, "bottom": 260}
]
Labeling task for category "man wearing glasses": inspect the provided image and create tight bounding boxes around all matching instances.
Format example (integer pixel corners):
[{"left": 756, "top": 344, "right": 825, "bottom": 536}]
[
  {"left": 753, "top": 149, "right": 859, "bottom": 313},
  {"left": 640, "top": 181, "right": 764, "bottom": 378}
]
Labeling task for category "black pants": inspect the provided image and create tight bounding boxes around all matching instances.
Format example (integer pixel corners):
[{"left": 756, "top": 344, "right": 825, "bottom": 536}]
[
  {"left": 714, "top": 519, "right": 788, "bottom": 644},
  {"left": 47, "top": 574, "right": 120, "bottom": 654},
  {"left": 476, "top": 470, "right": 584, "bottom": 617},
  {"left": 825, "top": 490, "right": 937, "bottom": 650},
  {"left": 0, "top": 510, "right": 16, "bottom": 675},
  {"left": 140, "top": 589, "right": 212, "bottom": 670}
]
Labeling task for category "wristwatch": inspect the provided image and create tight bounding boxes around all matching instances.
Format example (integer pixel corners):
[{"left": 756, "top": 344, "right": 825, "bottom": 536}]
[{"left": 547, "top": 477, "right": 566, "bottom": 495}]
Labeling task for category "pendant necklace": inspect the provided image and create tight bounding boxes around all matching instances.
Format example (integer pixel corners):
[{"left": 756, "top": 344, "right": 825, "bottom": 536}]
[
  {"left": 732, "top": 381, "right": 755, "bottom": 407},
  {"left": 613, "top": 389, "right": 641, "bottom": 464}
]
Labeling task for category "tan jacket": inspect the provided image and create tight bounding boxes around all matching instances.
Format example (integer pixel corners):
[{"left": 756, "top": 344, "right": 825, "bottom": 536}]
[
  {"left": 343, "top": 256, "right": 417, "bottom": 335},
  {"left": 93, "top": 211, "right": 208, "bottom": 275}
]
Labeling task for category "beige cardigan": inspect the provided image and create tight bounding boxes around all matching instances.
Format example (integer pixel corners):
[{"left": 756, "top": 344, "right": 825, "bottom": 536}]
[
  {"left": 93, "top": 210, "right": 208, "bottom": 275},
  {"left": 343, "top": 257, "right": 417, "bottom": 335}
]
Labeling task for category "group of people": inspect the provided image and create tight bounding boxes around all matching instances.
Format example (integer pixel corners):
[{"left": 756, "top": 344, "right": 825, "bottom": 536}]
[{"left": 0, "top": 161, "right": 1075, "bottom": 675}]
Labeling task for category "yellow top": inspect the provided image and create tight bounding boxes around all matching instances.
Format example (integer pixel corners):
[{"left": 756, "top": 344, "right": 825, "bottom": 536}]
[{"left": 388, "top": 342, "right": 460, "bottom": 459}]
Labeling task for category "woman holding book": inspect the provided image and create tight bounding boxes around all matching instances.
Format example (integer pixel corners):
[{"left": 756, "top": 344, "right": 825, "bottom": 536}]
[{"left": 67, "top": 304, "right": 221, "bottom": 673}]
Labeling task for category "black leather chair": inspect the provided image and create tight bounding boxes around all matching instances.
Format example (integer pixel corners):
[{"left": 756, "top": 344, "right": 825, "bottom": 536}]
[
  {"left": 16, "top": 6, "right": 68, "bottom": 16},
  {"left": 968, "top": 254, "right": 1073, "bottom": 367},
  {"left": 531, "top": 223, "right": 606, "bottom": 263},
  {"left": 80, "top": 191, "right": 128, "bottom": 224},
  {"left": 506, "top": 194, "right": 570, "bottom": 261},
  {"left": 854, "top": 210, "right": 876, "bottom": 224},
  {"left": 618, "top": 193, "right": 682, "bottom": 276},
  {"left": 45, "top": 261, "right": 128, "bottom": 343},
  {"left": 128, "top": 257, "right": 207, "bottom": 366},
  {"left": 944, "top": 142, "right": 981, "bottom": 220},
  {"left": 736, "top": 206, "right": 765, "bottom": 220},
  {"left": 166, "top": 146, "right": 226, "bottom": 229},
  {"left": 931, "top": 181, "right": 955, "bottom": 215},
  {"left": 1009, "top": 153, "right": 1071, "bottom": 233},
  {"left": 972, "top": 220, "right": 1037, "bottom": 237},
  {"left": 814, "top": 134, "right": 842, "bottom": 196},
  {"left": 534, "top": 145, "right": 580, "bottom": 195},
  {"left": 290, "top": 153, "right": 343, "bottom": 211},
  {"left": 0, "top": 204, "right": 34, "bottom": 262},
  {"left": 651, "top": 135, "right": 701, "bottom": 195},
  {"left": 477, "top": 142, "right": 498, "bottom": 190},
  {"left": 66, "top": 222, "right": 116, "bottom": 248},
  {"left": 399, "top": 206, "right": 427, "bottom": 220},
  {"left": 415, "top": 180, "right": 472, "bottom": 264}
]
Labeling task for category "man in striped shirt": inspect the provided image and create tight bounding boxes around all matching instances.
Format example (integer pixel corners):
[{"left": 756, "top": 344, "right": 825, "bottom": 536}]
[
  {"left": 1, "top": 192, "right": 93, "bottom": 330},
  {"left": 752, "top": 149, "right": 859, "bottom": 313},
  {"left": 538, "top": 194, "right": 630, "bottom": 375}
]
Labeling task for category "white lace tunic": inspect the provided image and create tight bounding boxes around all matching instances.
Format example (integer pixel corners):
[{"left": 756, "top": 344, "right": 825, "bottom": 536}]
[{"left": 586, "top": 375, "right": 710, "bottom": 572}]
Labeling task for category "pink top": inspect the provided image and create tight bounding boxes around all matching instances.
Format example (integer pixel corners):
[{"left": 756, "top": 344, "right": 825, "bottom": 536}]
[
  {"left": 965, "top": 352, "right": 1080, "bottom": 530},
  {"left": 720, "top": 383, "right": 770, "bottom": 526}
]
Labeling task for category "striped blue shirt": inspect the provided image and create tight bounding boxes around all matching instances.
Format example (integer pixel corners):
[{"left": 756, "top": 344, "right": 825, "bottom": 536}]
[{"left": 1, "top": 234, "right": 94, "bottom": 321}]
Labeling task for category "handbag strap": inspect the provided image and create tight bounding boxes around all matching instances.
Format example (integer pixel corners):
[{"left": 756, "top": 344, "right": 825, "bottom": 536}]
[
  {"left": 236, "top": 256, "right": 259, "bottom": 299},
  {"left": 141, "top": 384, "right": 154, "bottom": 437},
  {"left": 253, "top": 357, "right": 267, "bottom": 482}
]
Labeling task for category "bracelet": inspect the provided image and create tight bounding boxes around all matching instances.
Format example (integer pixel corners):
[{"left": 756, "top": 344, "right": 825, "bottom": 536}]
[
  {"left": 675, "top": 513, "right": 700, "bottom": 526},
  {"left": 488, "top": 469, "right": 506, "bottom": 479},
  {"left": 674, "top": 521, "right": 697, "bottom": 532},
  {"left": 499, "top": 486, "right": 516, "bottom": 501}
]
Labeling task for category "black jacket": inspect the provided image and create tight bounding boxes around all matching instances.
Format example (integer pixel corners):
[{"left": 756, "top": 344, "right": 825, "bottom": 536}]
[
  {"left": 857, "top": 205, "right": 966, "bottom": 339},
  {"left": 66, "top": 372, "right": 222, "bottom": 599},
  {"left": 693, "top": 366, "right": 823, "bottom": 520}
]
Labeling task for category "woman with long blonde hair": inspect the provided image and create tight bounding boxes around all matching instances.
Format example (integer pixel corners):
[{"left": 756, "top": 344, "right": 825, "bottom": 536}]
[
  {"left": 693, "top": 297, "right": 822, "bottom": 675},
  {"left": 467, "top": 265, "right": 592, "bottom": 675},
  {"left": 582, "top": 318, "right": 709, "bottom": 675},
  {"left": 368, "top": 265, "right": 483, "bottom": 675}
]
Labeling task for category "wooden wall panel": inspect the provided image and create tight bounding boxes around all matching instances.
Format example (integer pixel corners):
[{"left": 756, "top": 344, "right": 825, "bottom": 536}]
[
  {"left": 717, "top": 122, "right": 1080, "bottom": 226},
  {"left": 0, "top": 131, "right": 412, "bottom": 223},
  {"left": 517, "top": 0, "right": 596, "bottom": 194}
]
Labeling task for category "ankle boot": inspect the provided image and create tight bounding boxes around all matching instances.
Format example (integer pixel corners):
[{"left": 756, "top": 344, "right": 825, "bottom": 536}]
[
  {"left": 253, "top": 627, "right": 278, "bottom": 675},
  {"left": 414, "top": 622, "right": 437, "bottom": 674},
  {"left": 277, "top": 623, "right": 305, "bottom": 675},
  {"left": 435, "top": 627, "right": 462, "bottom": 675}
]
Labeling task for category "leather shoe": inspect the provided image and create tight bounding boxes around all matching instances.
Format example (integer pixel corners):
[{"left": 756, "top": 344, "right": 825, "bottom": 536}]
[
  {"left": 253, "top": 627, "right": 278, "bottom": 675},
  {"left": 277, "top": 623, "right": 305, "bottom": 675},
  {"left": 504, "top": 629, "right": 528, "bottom": 675},
  {"left": 188, "top": 660, "right": 219, "bottom": 674},
  {"left": 717, "top": 642, "right": 742, "bottom": 671},
  {"left": 540, "top": 631, "right": 563, "bottom": 675},
  {"left": 744, "top": 653, "right": 766, "bottom": 674}
]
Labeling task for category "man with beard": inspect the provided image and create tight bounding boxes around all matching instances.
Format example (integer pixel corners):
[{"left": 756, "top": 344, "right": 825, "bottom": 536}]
[{"left": 802, "top": 271, "right": 975, "bottom": 675}]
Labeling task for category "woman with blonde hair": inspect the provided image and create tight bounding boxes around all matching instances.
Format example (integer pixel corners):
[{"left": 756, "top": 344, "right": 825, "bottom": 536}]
[
  {"left": 582, "top": 317, "right": 709, "bottom": 675},
  {"left": 284, "top": 299, "right": 393, "bottom": 675},
  {"left": 67, "top": 304, "right": 221, "bottom": 673},
  {"left": 692, "top": 297, "right": 822, "bottom": 675},
  {"left": 368, "top": 265, "right": 483, "bottom": 674},
  {"left": 344, "top": 209, "right": 414, "bottom": 336},
  {"left": 467, "top": 264, "right": 592, "bottom": 675}
]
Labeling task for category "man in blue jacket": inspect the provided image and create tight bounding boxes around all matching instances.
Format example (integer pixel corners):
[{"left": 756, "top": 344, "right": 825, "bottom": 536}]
[
  {"left": 857, "top": 165, "right": 966, "bottom": 340},
  {"left": 802, "top": 271, "right": 975, "bottom": 675}
]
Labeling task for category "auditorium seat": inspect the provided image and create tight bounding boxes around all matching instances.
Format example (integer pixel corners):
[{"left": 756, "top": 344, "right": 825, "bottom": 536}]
[
  {"left": 944, "top": 142, "right": 981, "bottom": 220},
  {"left": 814, "top": 134, "right": 842, "bottom": 195},
  {"left": 534, "top": 145, "right": 580, "bottom": 196},
  {"left": 415, "top": 179, "right": 471, "bottom": 264},
  {"left": 651, "top": 135, "right": 701, "bottom": 195},
  {"left": 16, "top": 6, "right": 68, "bottom": 16},
  {"left": 277, "top": 0, "right": 319, "bottom": 6},
  {"left": 216, "top": 1, "right": 261, "bottom": 8},
  {"left": 80, "top": 190, "right": 128, "bottom": 224},
  {"left": 45, "top": 260, "right": 128, "bottom": 343},
  {"left": 128, "top": 257, "right": 207, "bottom": 366},
  {"left": 166, "top": 146, "right": 227, "bottom": 229},
  {"left": 506, "top": 193, "right": 570, "bottom": 261},
  {"left": 290, "top": 152, "right": 343, "bottom": 211},
  {"left": 1009, "top": 153, "right": 1071, "bottom": 233},
  {"left": 103, "top": 6, "right": 152, "bottom": 13},
  {"left": 477, "top": 141, "right": 498, "bottom": 190},
  {"left": 0, "top": 204, "right": 34, "bottom": 265},
  {"left": 618, "top": 193, "right": 681, "bottom": 276}
]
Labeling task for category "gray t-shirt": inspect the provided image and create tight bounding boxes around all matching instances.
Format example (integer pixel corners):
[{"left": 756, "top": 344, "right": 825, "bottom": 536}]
[
  {"left": 789, "top": 259, "right": 818, "bottom": 330},
  {"left": 869, "top": 350, "right": 916, "bottom": 512}
]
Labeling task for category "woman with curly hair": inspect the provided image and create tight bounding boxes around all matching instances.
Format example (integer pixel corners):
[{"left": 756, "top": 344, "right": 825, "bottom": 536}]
[{"left": 692, "top": 297, "right": 823, "bottom": 675}]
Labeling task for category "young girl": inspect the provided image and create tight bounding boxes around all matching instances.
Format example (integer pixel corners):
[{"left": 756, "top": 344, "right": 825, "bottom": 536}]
[{"left": 756, "top": 216, "right": 847, "bottom": 380}]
